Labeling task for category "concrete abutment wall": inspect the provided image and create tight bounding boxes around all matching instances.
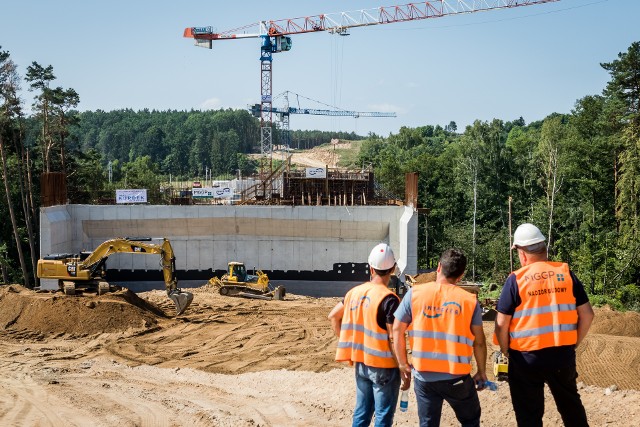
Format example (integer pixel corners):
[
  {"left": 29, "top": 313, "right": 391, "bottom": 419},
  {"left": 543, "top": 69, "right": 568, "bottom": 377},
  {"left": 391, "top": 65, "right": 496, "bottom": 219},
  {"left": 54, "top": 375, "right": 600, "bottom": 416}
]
[{"left": 40, "top": 205, "right": 417, "bottom": 280}]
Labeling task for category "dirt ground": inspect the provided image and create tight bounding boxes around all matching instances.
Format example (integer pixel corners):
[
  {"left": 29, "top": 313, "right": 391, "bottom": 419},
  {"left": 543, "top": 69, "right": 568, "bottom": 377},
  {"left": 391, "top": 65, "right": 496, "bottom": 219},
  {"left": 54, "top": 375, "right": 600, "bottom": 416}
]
[
  {"left": 1, "top": 284, "right": 639, "bottom": 427},
  {"left": 271, "top": 142, "right": 353, "bottom": 169}
]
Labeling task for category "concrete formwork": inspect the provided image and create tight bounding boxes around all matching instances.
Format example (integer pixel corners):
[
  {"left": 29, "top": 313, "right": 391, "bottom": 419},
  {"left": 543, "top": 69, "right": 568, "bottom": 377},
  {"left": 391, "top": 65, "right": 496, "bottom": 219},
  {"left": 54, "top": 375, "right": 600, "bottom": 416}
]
[{"left": 40, "top": 204, "right": 417, "bottom": 280}]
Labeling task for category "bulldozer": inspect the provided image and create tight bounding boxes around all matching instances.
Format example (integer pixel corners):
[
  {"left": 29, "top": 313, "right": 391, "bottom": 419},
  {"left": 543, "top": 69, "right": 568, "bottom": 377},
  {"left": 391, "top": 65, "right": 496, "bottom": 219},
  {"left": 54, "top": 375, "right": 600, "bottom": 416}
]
[
  {"left": 36, "top": 237, "right": 194, "bottom": 315},
  {"left": 493, "top": 350, "right": 509, "bottom": 381},
  {"left": 208, "top": 261, "right": 285, "bottom": 300}
]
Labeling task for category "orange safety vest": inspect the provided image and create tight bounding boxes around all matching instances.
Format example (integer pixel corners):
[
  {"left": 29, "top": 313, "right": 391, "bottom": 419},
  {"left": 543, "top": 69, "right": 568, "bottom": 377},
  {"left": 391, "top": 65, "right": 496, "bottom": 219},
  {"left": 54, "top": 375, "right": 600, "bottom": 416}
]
[
  {"left": 335, "top": 282, "right": 398, "bottom": 368},
  {"left": 509, "top": 262, "right": 578, "bottom": 351},
  {"left": 409, "top": 282, "right": 477, "bottom": 375}
]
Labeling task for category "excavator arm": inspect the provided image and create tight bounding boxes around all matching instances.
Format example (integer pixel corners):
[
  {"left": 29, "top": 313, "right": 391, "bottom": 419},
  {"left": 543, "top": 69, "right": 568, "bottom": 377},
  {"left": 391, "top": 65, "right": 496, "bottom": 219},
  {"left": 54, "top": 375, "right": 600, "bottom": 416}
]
[{"left": 38, "top": 237, "right": 193, "bottom": 315}]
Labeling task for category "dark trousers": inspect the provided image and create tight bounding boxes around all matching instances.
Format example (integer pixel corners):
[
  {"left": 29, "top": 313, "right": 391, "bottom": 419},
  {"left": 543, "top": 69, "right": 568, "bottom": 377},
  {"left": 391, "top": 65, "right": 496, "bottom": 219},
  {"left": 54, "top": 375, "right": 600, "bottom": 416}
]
[
  {"left": 414, "top": 375, "right": 481, "bottom": 427},
  {"left": 508, "top": 357, "right": 589, "bottom": 427}
]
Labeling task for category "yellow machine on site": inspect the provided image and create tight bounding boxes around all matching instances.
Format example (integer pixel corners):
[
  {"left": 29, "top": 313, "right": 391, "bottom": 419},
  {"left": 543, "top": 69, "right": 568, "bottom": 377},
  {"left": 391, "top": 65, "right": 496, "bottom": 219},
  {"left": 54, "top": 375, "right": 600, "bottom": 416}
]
[
  {"left": 36, "top": 237, "right": 194, "bottom": 315},
  {"left": 208, "top": 261, "right": 285, "bottom": 300},
  {"left": 493, "top": 351, "right": 509, "bottom": 381}
]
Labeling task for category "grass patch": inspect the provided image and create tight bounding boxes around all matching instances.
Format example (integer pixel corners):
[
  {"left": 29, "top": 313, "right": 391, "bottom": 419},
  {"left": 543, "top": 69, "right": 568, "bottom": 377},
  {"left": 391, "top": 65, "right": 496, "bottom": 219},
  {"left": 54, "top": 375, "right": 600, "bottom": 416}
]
[{"left": 336, "top": 140, "right": 364, "bottom": 169}]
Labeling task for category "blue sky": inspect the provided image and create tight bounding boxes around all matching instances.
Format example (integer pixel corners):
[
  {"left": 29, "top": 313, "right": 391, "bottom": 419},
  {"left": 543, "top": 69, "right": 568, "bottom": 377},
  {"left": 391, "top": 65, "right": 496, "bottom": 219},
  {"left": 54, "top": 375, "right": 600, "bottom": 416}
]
[{"left": 1, "top": 0, "right": 638, "bottom": 136}]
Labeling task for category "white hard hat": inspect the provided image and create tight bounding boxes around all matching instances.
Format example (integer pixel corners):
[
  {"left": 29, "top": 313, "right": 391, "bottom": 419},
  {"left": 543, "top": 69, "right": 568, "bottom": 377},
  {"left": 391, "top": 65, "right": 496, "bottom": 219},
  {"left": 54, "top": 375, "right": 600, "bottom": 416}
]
[
  {"left": 512, "top": 223, "right": 546, "bottom": 249},
  {"left": 368, "top": 243, "right": 396, "bottom": 270}
]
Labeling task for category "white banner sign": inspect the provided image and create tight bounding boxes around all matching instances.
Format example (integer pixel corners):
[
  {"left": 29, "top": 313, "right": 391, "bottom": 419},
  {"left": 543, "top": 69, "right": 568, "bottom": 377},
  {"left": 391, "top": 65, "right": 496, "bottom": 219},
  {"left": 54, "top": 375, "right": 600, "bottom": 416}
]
[
  {"left": 193, "top": 187, "right": 235, "bottom": 199},
  {"left": 213, "top": 187, "right": 234, "bottom": 199},
  {"left": 192, "top": 188, "right": 214, "bottom": 198},
  {"left": 306, "top": 167, "right": 326, "bottom": 178},
  {"left": 116, "top": 189, "right": 147, "bottom": 204}
]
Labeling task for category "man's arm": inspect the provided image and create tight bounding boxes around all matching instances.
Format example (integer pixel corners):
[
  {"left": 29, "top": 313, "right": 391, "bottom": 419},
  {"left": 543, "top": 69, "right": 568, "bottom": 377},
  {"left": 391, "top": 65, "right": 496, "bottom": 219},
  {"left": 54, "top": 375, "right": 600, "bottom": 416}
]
[
  {"left": 392, "top": 319, "right": 411, "bottom": 390},
  {"left": 494, "top": 312, "right": 512, "bottom": 356},
  {"left": 328, "top": 301, "right": 344, "bottom": 337},
  {"left": 576, "top": 302, "right": 594, "bottom": 346},
  {"left": 471, "top": 324, "right": 488, "bottom": 387}
]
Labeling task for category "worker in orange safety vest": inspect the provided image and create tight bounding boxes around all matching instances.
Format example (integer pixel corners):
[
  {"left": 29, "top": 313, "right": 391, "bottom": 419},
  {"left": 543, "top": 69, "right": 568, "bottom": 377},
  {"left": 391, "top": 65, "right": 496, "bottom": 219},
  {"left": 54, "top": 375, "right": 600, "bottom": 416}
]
[
  {"left": 495, "top": 223, "right": 594, "bottom": 427},
  {"left": 392, "top": 248, "right": 487, "bottom": 427},
  {"left": 328, "top": 243, "right": 410, "bottom": 427}
]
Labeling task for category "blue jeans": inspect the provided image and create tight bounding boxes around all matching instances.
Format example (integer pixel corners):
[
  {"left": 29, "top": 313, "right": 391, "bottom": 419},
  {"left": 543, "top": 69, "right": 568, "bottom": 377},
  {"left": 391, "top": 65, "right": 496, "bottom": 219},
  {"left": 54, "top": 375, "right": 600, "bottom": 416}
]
[
  {"left": 414, "top": 374, "right": 480, "bottom": 427},
  {"left": 352, "top": 362, "right": 401, "bottom": 427}
]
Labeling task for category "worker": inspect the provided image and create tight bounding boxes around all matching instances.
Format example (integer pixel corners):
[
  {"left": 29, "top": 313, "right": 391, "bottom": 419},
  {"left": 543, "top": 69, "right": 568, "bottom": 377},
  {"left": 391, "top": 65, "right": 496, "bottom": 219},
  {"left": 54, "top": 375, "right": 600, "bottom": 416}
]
[
  {"left": 495, "top": 223, "right": 594, "bottom": 427},
  {"left": 328, "top": 243, "right": 409, "bottom": 427},
  {"left": 392, "top": 248, "right": 487, "bottom": 427}
]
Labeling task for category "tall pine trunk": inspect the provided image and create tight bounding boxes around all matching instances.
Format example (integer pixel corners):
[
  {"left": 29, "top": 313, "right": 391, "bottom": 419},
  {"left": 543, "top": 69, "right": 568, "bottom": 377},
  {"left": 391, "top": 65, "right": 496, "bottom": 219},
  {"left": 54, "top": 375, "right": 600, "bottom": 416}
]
[
  {"left": 0, "top": 134, "right": 30, "bottom": 287},
  {"left": 13, "top": 124, "right": 38, "bottom": 286}
]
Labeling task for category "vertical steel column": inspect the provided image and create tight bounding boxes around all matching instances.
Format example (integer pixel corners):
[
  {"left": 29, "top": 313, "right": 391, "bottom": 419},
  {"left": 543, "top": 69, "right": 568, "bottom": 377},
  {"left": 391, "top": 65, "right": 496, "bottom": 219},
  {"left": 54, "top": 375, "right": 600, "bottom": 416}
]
[
  {"left": 282, "top": 91, "right": 291, "bottom": 159},
  {"left": 260, "top": 35, "right": 273, "bottom": 197}
]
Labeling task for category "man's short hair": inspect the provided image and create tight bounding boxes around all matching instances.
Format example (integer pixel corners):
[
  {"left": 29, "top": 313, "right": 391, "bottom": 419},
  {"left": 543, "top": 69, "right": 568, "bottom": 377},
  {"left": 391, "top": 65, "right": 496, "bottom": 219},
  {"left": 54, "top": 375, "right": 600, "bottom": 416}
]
[
  {"left": 517, "top": 241, "right": 547, "bottom": 254},
  {"left": 372, "top": 266, "right": 395, "bottom": 277},
  {"left": 439, "top": 249, "right": 467, "bottom": 279}
]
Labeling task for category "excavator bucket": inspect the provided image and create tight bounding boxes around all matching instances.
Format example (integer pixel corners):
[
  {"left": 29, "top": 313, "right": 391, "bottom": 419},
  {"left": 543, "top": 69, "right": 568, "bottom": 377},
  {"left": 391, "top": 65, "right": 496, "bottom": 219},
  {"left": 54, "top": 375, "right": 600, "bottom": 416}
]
[{"left": 169, "top": 290, "right": 194, "bottom": 315}]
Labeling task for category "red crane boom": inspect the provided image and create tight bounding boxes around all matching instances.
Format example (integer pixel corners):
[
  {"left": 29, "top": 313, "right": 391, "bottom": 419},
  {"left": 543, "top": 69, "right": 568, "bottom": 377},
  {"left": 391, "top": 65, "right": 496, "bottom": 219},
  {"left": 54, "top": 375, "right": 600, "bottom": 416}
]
[{"left": 184, "top": 0, "right": 559, "bottom": 41}]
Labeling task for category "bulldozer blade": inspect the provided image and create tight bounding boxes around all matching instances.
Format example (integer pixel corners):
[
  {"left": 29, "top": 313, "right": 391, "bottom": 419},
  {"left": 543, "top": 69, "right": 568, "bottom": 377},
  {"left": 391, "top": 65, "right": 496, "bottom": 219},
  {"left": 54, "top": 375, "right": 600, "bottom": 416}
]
[
  {"left": 169, "top": 290, "right": 194, "bottom": 315},
  {"left": 237, "top": 292, "right": 272, "bottom": 300}
]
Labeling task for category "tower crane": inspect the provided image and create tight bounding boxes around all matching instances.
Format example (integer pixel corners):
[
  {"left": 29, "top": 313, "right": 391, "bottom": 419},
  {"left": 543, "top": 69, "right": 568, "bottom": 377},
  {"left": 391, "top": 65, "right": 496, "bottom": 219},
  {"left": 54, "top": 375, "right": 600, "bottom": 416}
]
[
  {"left": 249, "top": 91, "right": 396, "bottom": 153},
  {"left": 184, "top": 0, "right": 559, "bottom": 195}
]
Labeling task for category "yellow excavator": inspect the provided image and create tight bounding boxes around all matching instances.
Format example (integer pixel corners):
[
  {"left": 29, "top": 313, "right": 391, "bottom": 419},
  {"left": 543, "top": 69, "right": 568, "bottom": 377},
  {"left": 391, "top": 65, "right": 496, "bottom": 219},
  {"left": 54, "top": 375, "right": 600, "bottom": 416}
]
[
  {"left": 36, "top": 237, "right": 194, "bottom": 315},
  {"left": 208, "top": 261, "right": 285, "bottom": 300}
]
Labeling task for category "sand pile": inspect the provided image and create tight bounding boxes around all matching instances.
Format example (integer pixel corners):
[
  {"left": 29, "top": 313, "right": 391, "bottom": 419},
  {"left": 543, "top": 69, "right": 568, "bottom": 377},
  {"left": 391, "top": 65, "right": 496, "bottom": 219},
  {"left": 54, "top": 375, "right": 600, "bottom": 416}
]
[
  {"left": 407, "top": 271, "right": 437, "bottom": 283},
  {"left": 589, "top": 305, "right": 640, "bottom": 337},
  {"left": 0, "top": 285, "right": 162, "bottom": 337}
]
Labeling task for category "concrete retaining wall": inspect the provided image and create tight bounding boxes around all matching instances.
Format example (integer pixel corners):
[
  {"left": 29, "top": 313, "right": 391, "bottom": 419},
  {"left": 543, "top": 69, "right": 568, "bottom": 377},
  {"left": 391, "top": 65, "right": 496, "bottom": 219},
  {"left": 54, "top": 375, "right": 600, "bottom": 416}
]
[{"left": 40, "top": 205, "right": 417, "bottom": 279}]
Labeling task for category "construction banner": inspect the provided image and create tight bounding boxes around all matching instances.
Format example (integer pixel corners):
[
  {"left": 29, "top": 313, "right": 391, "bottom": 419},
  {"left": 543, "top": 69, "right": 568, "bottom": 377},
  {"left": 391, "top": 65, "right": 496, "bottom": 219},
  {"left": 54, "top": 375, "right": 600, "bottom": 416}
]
[
  {"left": 305, "top": 167, "right": 326, "bottom": 178},
  {"left": 116, "top": 189, "right": 147, "bottom": 204}
]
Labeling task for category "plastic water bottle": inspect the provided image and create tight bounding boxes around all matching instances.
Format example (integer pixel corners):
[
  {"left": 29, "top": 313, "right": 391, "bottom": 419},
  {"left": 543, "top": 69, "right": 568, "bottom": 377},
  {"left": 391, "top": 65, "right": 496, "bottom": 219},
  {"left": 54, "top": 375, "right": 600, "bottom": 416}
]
[
  {"left": 399, "top": 390, "right": 409, "bottom": 412},
  {"left": 483, "top": 380, "right": 498, "bottom": 391}
]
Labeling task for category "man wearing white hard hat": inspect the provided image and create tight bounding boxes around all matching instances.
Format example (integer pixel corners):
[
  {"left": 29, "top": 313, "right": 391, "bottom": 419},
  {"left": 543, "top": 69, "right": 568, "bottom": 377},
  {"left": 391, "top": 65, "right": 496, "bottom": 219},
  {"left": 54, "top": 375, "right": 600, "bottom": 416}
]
[
  {"left": 495, "top": 223, "right": 594, "bottom": 427},
  {"left": 328, "top": 243, "right": 409, "bottom": 427}
]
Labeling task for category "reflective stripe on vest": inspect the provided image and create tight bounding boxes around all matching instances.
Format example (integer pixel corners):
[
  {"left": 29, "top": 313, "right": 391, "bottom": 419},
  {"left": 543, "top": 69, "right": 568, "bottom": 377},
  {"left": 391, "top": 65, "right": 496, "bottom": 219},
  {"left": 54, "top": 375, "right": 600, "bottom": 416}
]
[
  {"left": 509, "top": 262, "right": 578, "bottom": 351},
  {"left": 335, "top": 282, "right": 398, "bottom": 368},
  {"left": 409, "top": 282, "right": 476, "bottom": 375}
]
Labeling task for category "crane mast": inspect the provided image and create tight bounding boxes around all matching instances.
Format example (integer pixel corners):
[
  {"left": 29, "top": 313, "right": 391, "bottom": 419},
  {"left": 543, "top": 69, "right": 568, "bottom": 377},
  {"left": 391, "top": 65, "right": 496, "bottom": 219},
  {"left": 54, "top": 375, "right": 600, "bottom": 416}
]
[{"left": 184, "top": 0, "right": 559, "bottom": 198}]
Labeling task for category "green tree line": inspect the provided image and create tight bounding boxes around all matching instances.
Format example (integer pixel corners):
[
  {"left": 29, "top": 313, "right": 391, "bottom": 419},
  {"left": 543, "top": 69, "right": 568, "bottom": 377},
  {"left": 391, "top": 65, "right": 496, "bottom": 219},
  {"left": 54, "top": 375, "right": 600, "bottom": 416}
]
[{"left": 360, "top": 42, "right": 640, "bottom": 310}]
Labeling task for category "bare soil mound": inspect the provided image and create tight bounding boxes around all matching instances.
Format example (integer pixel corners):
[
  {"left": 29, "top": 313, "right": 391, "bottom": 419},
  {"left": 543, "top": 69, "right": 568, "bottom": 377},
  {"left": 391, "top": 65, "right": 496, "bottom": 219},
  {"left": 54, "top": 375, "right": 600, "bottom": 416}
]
[
  {"left": 118, "top": 286, "right": 340, "bottom": 373},
  {"left": 589, "top": 305, "right": 640, "bottom": 337},
  {"left": 0, "top": 285, "right": 162, "bottom": 338},
  {"left": 408, "top": 271, "right": 437, "bottom": 283}
]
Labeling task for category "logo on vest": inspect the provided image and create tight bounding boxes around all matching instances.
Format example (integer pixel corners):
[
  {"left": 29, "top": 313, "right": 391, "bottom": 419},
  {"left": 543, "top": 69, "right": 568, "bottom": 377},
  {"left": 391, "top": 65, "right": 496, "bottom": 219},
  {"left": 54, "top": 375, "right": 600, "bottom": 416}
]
[
  {"left": 523, "top": 270, "right": 556, "bottom": 282},
  {"left": 422, "top": 301, "right": 462, "bottom": 318},
  {"left": 556, "top": 273, "right": 565, "bottom": 282},
  {"left": 350, "top": 296, "right": 370, "bottom": 311}
]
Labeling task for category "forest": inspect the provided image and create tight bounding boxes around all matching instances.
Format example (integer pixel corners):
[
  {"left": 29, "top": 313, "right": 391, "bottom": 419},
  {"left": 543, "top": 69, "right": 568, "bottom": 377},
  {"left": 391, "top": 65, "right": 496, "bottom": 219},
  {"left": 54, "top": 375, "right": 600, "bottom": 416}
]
[{"left": 0, "top": 42, "right": 639, "bottom": 310}]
